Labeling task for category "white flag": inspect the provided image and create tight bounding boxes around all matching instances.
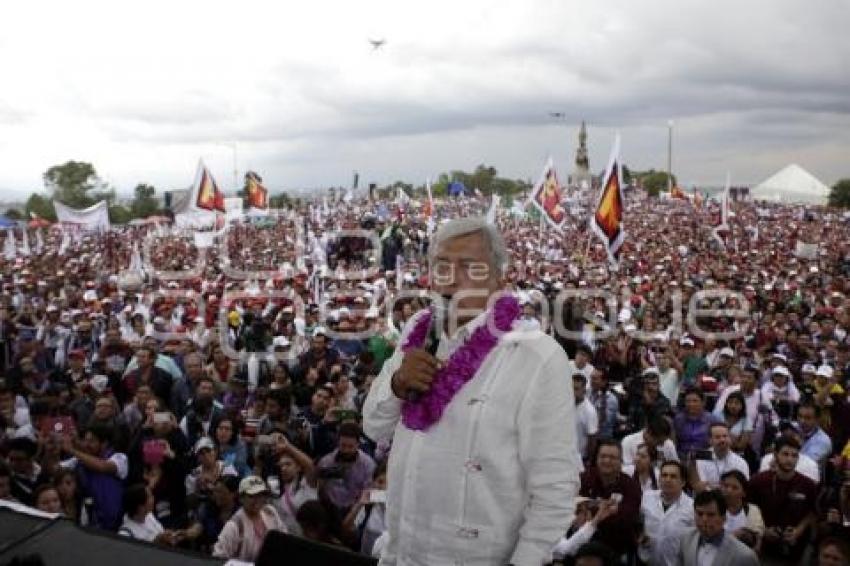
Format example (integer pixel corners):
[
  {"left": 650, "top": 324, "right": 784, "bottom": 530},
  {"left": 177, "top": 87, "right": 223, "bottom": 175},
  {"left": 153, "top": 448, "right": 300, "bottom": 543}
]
[
  {"left": 486, "top": 193, "right": 500, "bottom": 224},
  {"left": 58, "top": 229, "right": 70, "bottom": 255},
  {"left": 396, "top": 187, "right": 410, "bottom": 208},
  {"left": 3, "top": 229, "right": 16, "bottom": 261},
  {"left": 711, "top": 173, "right": 731, "bottom": 249},
  {"left": 20, "top": 229, "right": 31, "bottom": 256},
  {"left": 426, "top": 178, "right": 435, "bottom": 235},
  {"left": 129, "top": 243, "right": 144, "bottom": 272}
]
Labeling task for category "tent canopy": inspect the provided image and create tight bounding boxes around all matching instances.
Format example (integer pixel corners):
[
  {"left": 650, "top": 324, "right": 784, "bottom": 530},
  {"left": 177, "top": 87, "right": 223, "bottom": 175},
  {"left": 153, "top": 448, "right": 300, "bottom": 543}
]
[{"left": 750, "top": 164, "right": 830, "bottom": 205}]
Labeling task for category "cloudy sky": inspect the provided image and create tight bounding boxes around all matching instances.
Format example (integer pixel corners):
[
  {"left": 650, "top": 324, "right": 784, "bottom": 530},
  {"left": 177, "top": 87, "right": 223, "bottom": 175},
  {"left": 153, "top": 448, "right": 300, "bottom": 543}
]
[{"left": 0, "top": 0, "right": 848, "bottom": 200}]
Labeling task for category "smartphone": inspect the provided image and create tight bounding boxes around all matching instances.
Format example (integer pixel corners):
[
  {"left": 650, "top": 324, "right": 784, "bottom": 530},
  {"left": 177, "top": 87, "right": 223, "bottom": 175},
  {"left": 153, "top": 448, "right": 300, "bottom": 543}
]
[
  {"left": 610, "top": 493, "right": 623, "bottom": 504},
  {"left": 153, "top": 412, "right": 171, "bottom": 425},
  {"left": 694, "top": 449, "right": 714, "bottom": 461}
]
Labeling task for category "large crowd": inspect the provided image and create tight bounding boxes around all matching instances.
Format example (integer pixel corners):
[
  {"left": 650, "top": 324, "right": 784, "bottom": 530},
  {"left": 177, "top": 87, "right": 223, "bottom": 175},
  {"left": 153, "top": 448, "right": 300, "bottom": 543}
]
[{"left": 1, "top": 190, "right": 850, "bottom": 565}]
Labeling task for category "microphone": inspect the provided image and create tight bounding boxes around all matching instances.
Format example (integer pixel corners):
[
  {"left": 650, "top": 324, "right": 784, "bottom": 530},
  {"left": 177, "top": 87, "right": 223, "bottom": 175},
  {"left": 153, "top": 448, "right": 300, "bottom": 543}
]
[{"left": 406, "top": 304, "right": 444, "bottom": 402}]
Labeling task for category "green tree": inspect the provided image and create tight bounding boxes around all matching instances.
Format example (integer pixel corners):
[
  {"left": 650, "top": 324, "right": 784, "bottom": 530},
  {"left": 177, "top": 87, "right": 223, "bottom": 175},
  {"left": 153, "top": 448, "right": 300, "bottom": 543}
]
[
  {"left": 638, "top": 170, "right": 677, "bottom": 197},
  {"left": 828, "top": 178, "right": 850, "bottom": 208},
  {"left": 129, "top": 183, "right": 159, "bottom": 218},
  {"left": 389, "top": 180, "right": 413, "bottom": 194},
  {"left": 4, "top": 208, "right": 23, "bottom": 220},
  {"left": 24, "top": 194, "right": 57, "bottom": 221},
  {"left": 470, "top": 164, "right": 498, "bottom": 194},
  {"left": 269, "top": 192, "right": 291, "bottom": 208},
  {"left": 43, "top": 161, "right": 113, "bottom": 207},
  {"left": 108, "top": 205, "right": 133, "bottom": 224}
]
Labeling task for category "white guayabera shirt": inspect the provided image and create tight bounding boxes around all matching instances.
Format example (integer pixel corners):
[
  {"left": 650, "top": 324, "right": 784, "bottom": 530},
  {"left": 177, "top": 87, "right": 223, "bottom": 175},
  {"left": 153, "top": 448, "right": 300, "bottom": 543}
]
[{"left": 364, "top": 308, "right": 580, "bottom": 566}]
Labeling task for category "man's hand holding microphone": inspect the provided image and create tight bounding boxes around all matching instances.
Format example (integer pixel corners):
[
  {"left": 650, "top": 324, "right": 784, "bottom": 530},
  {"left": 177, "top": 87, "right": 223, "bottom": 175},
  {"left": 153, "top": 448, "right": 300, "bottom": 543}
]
[
  {"left": 391, "top": 348, "right": 442, "bottom": 401},
  {"left": 391, "top": 307, "right": 444, "bottom": 401}
]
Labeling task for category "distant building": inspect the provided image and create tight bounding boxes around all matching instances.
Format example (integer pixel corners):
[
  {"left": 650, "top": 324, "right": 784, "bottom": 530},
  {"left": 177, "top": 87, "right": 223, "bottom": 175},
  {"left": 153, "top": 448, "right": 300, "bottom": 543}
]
[{"left": 568, "top": 121, "right": 593, "bottom": 189}]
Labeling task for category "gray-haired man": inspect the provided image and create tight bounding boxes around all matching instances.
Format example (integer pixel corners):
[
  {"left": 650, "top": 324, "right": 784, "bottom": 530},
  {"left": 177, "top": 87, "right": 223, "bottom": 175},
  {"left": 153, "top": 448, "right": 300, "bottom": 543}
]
[{"left": 364, "top": 217, "right": 579, "bottom": 565}]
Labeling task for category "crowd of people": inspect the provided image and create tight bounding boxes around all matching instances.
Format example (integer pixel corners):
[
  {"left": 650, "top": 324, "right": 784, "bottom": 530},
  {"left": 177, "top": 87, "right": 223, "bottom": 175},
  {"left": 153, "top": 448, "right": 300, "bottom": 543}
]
[{"left": 1, "top": 189, "right": 850, "bottom": 565}]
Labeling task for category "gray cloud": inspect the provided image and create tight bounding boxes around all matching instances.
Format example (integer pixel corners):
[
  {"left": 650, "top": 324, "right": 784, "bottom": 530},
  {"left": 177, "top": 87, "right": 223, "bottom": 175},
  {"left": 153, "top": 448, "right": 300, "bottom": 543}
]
[{"left": 0, "top": 0, "right": 848, "bottom": 198}]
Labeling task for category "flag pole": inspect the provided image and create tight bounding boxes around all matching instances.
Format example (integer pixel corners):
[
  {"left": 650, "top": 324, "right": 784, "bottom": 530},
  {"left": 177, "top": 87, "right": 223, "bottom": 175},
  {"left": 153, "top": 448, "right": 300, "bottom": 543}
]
[{"left": 538, "top": 214, "right": 545, "bottom": 250}]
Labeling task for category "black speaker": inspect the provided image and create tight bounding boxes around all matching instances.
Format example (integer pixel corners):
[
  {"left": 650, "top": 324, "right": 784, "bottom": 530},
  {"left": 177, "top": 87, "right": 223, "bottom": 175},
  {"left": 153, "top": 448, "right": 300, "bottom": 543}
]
[
  {"left": 164, "top": 192, "right": 173, "bottom": 210},
  {"left": 256, "top": 531, "right": 378, "bottom": 566}
]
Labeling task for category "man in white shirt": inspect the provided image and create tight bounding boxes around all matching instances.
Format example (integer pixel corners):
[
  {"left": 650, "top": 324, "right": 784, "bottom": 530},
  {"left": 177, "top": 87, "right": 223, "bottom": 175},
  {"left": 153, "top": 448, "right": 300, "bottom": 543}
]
[
  {"left": 690, "top": 423, "right": 750, "bottom": 493},
  {"left": 364, "top": 218, "right": 579, "bottom": 566},
  {"left": 759, "top": 423, "right": 821, "bottom": 483},
  {"left": 640, "top": 460, "right": 694, "bottom": 565},
  {"left": 622, "top": 416, "right": 678, "bottom": 467},
  {"left": 572, "top": 373, "right": 599, "bottom": 466},
  {"left": 571, "top": 344, "right": 595, "bottom": 388},
  {"left": 657, "top": 351, "right": 680, "bottom": 406}
]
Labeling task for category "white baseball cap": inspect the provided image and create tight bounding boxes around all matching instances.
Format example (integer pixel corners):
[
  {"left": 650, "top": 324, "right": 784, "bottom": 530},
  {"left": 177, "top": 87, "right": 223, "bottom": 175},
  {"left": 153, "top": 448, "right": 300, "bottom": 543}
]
[{"left": 816, "top": 365, "right": 834, "bottom": 379}]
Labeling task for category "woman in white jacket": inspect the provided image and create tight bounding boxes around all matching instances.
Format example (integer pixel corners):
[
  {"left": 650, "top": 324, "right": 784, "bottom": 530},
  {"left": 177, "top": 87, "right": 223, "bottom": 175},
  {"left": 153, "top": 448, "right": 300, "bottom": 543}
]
[{"left": 213, "top": 476, "right": 287, "bottom": 562}]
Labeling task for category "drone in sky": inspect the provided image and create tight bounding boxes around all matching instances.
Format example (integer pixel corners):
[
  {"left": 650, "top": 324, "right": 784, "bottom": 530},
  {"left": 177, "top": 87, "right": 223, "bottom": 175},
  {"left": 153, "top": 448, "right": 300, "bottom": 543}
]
[
  {"left": 549, "top": 112, "right": 566, "bottom": 119},
  {"left": 369, "top": 38, "right": 386, "bottom": 50}
]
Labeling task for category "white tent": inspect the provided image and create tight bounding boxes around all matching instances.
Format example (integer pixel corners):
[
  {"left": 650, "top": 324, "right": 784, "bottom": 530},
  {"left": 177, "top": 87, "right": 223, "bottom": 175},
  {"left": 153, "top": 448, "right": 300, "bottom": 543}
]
[{"left": 750, "top": 164, "right": 829, "bottom": 205}]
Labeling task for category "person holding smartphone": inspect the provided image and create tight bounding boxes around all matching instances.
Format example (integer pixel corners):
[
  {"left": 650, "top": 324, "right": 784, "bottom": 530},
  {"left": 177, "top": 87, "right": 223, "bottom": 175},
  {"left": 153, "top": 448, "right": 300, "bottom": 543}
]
[{"left": 342, "top": 462, "right": 388, "bottom": 557}]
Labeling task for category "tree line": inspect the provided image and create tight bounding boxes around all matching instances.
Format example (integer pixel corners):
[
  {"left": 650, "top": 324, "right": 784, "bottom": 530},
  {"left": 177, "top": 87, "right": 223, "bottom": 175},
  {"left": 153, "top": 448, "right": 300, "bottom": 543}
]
[{"left": 5, "top": 160, "right": 848, "bottom": 224}]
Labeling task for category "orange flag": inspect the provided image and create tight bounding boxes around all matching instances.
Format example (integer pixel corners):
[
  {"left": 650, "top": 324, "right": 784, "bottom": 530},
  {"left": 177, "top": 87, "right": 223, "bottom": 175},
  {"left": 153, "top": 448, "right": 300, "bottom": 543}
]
[
  {"left": 590, "top": 134, "right": 626, "bottom": 265},
  {"left": 195, "top": 161, "right": 225, "bottom": 212},
  {"left": 245, "top": 171, "right": 268, "bottom": 209}
]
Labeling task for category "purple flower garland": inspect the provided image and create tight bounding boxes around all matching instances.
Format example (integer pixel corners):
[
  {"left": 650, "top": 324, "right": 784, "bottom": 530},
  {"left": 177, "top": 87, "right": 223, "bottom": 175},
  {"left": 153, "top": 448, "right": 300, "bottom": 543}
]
[{"left": 400, "top": 294, "right": 521, "bottom": 431}]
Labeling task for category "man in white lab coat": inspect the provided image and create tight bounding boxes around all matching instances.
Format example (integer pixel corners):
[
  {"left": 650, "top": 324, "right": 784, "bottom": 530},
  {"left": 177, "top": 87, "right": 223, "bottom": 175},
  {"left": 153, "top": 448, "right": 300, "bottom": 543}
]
[
  {"left": 363, "top": 217, "right": 579, "bottom": 566},
  {"left": 639, "top": 460, "right": 694, "bottom": 565}
]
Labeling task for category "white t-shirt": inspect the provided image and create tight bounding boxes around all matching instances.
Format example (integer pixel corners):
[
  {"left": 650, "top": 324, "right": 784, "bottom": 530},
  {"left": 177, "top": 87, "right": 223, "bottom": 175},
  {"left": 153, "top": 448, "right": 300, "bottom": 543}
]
[
  {"left": 574, "top": 398, "right": 599, "bottom": 460},
  {"left": 62, "top": 452, "right": 129, "bottom": 480},
  {"left": 759, "top": 452, "right": 820, "bottom": 484},
  {"left": 695, "top": 449, "right": 750, "bottom": 489},
  {"left": 622, "top": 431, "right": 679, "bottom": 466},
  {"left": 275, "top": 477, "right": 318, "bottom": 535},
  {"left": 760, "top": 380, "right": 800, "bottom": 404},
  {"left": 119, "top": 512, "right": 164, "bottom": 542},
  {"left": 354, "top": 503, "right": 387, "bottom": 557},
  {"left": 725, "top": 508, "right": 748, "bottom": 533},
  {"left": 658, "top": 367, "right": 680, "bottom": 405}
]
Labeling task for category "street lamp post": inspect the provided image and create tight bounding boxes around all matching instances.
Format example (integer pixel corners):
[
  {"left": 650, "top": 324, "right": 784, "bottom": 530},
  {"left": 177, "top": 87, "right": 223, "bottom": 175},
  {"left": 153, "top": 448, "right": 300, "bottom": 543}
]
[
  {"left": 667, "top": 120, "right": 674, "bottom": 193},
  {"left": 214, "top": 141, "right": 238, "bottom": 192}
]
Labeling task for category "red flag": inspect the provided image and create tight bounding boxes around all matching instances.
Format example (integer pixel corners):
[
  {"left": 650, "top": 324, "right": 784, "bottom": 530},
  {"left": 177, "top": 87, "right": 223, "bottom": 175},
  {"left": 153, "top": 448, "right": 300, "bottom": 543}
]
[
  {"left": 195, "top": 164, "right": 225, "bottom": 213},
  {"left": 530, "top": 157, "right": 566, "bottom": 231},
  {"left": 590, "top": 134, "right": 626, "bottom": 264},
  {"left": 245, "top": 171, "right": 268, "bottom": 209}
]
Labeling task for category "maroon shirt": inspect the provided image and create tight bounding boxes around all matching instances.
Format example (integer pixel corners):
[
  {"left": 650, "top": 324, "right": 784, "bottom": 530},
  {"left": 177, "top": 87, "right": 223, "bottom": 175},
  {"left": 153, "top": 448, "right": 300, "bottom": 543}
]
[
  {"left": 748, "top": 470, "right": 817, "bottom": 529},
  {"left": 579, "top": 470, "right": 641, "bottom": 555}
]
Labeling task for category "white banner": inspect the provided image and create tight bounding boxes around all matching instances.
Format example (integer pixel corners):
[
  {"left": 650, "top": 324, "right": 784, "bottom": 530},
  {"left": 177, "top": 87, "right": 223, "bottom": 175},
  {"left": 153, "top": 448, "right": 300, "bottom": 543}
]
[
  {"left": 54, "top": 200, "right": 110, "bottom": 230},
  {"left": 224, "top": 197, "right": 243, "bottom": 222},
  {"left": 193, "top": 231, "right": 217, "bottom": 248},
  {"left": 795, "top": 241, "right": 818, "bottom": 260}
]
